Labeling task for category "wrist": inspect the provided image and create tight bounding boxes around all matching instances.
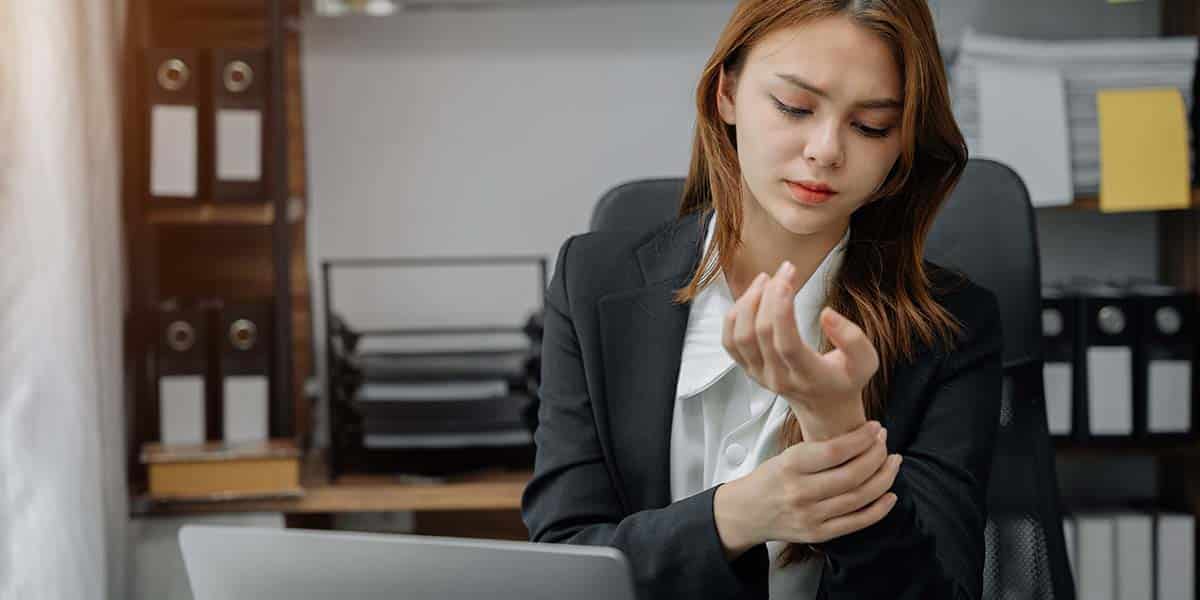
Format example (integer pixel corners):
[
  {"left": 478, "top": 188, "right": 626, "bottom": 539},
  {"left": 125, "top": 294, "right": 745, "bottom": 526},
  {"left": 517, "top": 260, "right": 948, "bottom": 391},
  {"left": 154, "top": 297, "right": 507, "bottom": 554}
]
[
  {"left": 789, "top": 395, "right": 867, "bottom": 441},
  {"left": 713, "top": 477, "right": 763, "bottom": 560}
]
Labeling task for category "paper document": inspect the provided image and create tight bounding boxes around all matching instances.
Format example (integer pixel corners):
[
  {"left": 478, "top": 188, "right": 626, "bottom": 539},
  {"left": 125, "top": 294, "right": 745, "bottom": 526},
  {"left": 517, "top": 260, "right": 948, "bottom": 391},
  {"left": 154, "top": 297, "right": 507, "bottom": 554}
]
[{"left": 1097, "top": 88, "right": 1191, "bottom": 212}]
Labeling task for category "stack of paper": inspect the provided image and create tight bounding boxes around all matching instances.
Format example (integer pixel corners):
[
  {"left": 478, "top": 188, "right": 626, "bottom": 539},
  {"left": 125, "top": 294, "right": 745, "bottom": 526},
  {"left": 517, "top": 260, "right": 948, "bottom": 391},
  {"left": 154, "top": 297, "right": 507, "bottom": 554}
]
[{"left": 951, "top": 28, "right": 1196, "bottom": 207}]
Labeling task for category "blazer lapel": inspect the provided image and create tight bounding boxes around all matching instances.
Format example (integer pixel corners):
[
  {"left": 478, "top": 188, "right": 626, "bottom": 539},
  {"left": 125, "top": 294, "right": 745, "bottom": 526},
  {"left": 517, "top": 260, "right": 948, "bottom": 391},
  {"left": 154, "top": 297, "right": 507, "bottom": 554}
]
[{"left": 596, "top": 210, "right": 709, "bottom": 510}]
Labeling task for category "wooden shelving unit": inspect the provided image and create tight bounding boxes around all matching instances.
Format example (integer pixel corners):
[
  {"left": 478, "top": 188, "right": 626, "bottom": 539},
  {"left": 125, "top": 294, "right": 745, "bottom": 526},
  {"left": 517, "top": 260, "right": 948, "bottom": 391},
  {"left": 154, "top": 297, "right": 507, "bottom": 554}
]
[
  {"left": 1052, "top": 6, "right": 1200, "bottom": 581},
  {"left": 121, "top": 0, "right": 313, "bottom": 492}
]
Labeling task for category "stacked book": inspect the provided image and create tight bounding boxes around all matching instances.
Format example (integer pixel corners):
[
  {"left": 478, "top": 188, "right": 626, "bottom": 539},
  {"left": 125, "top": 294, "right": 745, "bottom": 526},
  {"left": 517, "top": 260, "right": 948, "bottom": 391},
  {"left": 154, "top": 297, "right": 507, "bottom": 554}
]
[
  {"left": 141, "top": 439, "right": 302, "bottom": 502},
  {"left": 950, "top": 28, "right": 1197, "bottom": 204}
]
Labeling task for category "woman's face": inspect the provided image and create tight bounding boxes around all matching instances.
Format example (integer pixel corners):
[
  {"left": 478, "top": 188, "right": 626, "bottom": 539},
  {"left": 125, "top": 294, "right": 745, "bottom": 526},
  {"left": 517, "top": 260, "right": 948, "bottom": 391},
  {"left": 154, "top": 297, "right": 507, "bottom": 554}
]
[{"left": 717, "top": 15, "right": 904, "bottom": 237}]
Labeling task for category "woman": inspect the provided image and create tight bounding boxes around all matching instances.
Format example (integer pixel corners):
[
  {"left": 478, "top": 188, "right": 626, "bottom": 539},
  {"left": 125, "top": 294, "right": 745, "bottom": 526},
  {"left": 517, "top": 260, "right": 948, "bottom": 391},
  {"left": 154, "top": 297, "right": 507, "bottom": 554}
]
[{"left": 521, "top": 1, "right": 1002, "bottom": 599}]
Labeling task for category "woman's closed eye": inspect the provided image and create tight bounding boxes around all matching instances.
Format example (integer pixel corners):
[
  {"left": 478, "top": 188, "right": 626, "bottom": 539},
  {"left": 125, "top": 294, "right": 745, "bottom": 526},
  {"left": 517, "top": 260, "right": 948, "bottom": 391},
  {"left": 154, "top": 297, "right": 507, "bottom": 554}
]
[{"left": 770, "top": 96, "right": 893, "bottom": 139}]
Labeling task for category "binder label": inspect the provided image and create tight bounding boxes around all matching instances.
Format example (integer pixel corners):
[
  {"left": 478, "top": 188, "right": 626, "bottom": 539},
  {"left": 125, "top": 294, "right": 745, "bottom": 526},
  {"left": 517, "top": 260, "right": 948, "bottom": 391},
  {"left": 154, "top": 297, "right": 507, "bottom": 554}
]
[
  {"left": 216, "top": 109, "right": 263, "bottom": 182},
  {"left": 150, "top": 105, "right": 198, "bottom": 197}
]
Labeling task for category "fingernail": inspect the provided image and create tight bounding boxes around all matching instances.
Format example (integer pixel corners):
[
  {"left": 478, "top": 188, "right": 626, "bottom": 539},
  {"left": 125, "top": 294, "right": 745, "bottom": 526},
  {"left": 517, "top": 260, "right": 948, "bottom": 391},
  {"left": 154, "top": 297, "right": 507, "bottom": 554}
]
[
  {"left": 869, "top": 420, "right": 882, "bottom": 433},
  {"left": 888, "top": 493, "right": 898, "bottom": 505},
  {"left": 781, "top": 261, "right": 795, "bottom": 277},
  {"left": 754, "top": 273, "right": 768, "bottom": 287},
  {"left": 892, "top": 454, "right": 903, "bottom": 467},
  {"left": 877, "top": 428, "right": 887, "bottom": 443}
]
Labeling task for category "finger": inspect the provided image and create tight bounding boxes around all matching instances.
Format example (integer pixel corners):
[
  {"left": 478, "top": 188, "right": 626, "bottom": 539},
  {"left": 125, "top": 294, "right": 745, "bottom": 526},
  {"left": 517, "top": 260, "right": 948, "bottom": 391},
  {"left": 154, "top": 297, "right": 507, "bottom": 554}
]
[
  {"left": 820, "top": 307, "right": 880, "bottom": 384},
  {"left": 759, "top": 262, "right": 823, "bottom": 382},
  {"left": 754, "top": 263, "right": 792, "bottom": 381},
  {"left": 722, "top": 273, "right": 767, "bottom": 365},
  {"left": 814, "top": 492, "right": 898, "bottom": 543},
  {"left": 805, "top": 434, "right": 890, "bottom": 499},
  {"left": 776, "top": 263, "right": 826, "bottom": 376},
  {"left": 811, "top": 453, "right": 902, "bottom": 521},
  {"left": 781, "top": 420, "right": 882, "bottom": 473},
  {"left": 732, "top": 274, "right": 768, "bottom": 372}
]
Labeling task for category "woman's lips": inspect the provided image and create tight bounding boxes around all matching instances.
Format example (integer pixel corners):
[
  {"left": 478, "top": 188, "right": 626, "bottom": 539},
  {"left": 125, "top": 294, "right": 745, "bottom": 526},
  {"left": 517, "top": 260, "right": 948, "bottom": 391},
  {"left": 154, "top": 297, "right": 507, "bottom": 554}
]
[{"left": 786, "top": 181, "right": 836, "bottom": 206}]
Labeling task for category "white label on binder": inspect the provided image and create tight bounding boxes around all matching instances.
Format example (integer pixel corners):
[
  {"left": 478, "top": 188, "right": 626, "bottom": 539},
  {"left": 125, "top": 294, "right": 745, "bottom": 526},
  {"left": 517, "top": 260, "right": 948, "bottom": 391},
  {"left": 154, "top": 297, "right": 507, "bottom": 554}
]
[
  {"left": 159, "top": 375, "right": 205, "bottom": 445},
  {"left": 1044, "top": 362, "right": 1073, "bottom": 434},
  {"left": 1115, "top": 514, "right": 1153, "bottom": 600},
  {"left": 216, "top": 109, "right": 262, "bottom": 182},
  {"left": 1087, "top": 346, "right": 1132, "bottom": 435},
  {"left": 150, "top": 105, "right": 198, "bottom": 197},
  {"left": 1149, "top": 360, "right": 1191, "bottom": 433},
  {"left": 1063, "top": 517, "right": 1077, "bottom": 587},
  {"left": 1077, "top": 516, "right": 1115, "bottom": 600},
  {"left": 1158, "top": 514, "right": 1195, "bottom": 600},
  {"left": 223, "top": 375, "right": 269, "bottom": 444}
]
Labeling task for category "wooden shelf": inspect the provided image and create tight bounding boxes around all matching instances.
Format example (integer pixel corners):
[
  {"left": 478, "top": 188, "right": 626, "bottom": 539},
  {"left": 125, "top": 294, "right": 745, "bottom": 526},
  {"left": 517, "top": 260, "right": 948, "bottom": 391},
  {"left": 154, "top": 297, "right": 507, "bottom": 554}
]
[
  {"left": 1054, "top": 438, "right": 1200, "bottom": 456},
  {"left": 145, "top": 196, "right": 305, "bottom": 225},
  {"left": 1051, "top": 188, "right": 1200, "bottom": 212},
  {"left": 129, "top": 450, "right": 531, "bottom": 517}
]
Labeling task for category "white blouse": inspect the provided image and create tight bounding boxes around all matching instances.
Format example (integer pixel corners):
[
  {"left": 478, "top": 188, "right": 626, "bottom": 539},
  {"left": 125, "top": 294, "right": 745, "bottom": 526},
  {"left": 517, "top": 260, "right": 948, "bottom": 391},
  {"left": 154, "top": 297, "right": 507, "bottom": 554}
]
[{"left": 669, "top": 213, "right": 849, "bottom": 599}]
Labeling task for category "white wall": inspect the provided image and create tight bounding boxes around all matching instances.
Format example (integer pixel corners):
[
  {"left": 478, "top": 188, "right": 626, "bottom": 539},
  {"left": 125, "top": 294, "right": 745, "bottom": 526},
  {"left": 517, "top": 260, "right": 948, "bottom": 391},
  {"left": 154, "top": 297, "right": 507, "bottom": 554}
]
[
  {"left": 301, "top": 1, "right": 742, "bottom": 444},
  {"left": 301, "top": 1, "right": 737, "bottom": 320}
]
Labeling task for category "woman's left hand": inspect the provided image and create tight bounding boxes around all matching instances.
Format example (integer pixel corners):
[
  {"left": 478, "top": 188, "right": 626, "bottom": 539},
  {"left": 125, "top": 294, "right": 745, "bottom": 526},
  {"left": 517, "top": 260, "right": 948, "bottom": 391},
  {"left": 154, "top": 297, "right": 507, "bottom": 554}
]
[{"left": 721, "top": 260, "right": 880, "bottom": 421}]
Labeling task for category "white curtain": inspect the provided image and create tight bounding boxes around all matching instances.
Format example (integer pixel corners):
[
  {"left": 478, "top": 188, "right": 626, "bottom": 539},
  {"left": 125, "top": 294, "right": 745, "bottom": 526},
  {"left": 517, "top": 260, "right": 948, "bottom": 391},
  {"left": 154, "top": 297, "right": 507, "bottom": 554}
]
[{"left": 0, "top": 0, "right": 127, "bottom": 599}]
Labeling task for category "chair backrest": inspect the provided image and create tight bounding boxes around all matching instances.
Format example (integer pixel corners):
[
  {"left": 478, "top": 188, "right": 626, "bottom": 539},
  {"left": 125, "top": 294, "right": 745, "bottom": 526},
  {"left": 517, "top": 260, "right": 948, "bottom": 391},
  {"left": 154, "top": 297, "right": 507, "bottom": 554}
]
[
  {"left": 590, "top": 177, "right": 686, "bottom": 237},
  {"left": 590, "top": 159, "right": 1076, "bottom": 600},
  {"left": 927, "top": 159, "right": 1076, "bottom": 600}
]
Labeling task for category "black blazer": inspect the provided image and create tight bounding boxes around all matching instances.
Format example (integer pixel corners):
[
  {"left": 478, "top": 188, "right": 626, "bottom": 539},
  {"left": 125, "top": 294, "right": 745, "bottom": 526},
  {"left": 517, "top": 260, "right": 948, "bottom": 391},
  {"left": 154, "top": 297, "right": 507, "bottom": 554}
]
[{"left": 521, "top": 210, "right": 1003, "bottom": 600}]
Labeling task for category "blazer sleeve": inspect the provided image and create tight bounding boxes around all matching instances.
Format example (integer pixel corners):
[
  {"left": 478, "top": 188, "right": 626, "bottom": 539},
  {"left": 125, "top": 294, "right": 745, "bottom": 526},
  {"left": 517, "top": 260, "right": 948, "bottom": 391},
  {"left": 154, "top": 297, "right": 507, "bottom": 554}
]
[
  {"left": 521, "top": 235, "right": 771, "bottom": 600},
  {"left": 816, "top": 287, "right": 1004, "bottom": 600}
]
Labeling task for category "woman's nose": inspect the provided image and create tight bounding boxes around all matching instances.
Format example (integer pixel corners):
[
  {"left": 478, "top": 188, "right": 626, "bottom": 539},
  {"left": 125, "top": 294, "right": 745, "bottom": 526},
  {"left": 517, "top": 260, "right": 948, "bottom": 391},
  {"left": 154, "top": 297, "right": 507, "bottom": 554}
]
[{"left": 804, "top": 121, "right": 843, "bottom": 169}]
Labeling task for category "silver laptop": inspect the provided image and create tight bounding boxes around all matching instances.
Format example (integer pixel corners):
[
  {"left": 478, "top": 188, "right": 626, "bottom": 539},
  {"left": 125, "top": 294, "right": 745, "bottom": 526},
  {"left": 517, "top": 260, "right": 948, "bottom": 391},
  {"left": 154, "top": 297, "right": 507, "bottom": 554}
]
[{"left": 179, "top": 525, "right": 636, "bottom": 600}]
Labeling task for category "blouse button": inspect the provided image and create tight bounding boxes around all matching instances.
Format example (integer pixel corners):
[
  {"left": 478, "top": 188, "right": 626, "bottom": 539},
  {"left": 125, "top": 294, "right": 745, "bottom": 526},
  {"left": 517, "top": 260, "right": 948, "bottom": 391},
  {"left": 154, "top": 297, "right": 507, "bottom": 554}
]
[{"left": 725, "top": 443, "right": 747, "bottom": 466}]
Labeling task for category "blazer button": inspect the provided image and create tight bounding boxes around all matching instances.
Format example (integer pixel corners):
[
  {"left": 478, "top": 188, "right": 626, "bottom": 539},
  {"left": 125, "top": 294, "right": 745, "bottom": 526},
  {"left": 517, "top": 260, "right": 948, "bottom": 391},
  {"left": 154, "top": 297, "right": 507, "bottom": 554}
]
[{"left": 725, "top": 443, "right": 747, "bottom": 466}]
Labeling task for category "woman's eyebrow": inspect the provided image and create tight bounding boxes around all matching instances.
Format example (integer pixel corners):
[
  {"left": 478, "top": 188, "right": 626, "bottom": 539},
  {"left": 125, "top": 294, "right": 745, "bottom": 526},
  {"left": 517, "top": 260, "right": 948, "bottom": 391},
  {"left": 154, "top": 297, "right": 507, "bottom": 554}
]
[{"left": 775, "top": 72, "right": 902, "bottom": 110}]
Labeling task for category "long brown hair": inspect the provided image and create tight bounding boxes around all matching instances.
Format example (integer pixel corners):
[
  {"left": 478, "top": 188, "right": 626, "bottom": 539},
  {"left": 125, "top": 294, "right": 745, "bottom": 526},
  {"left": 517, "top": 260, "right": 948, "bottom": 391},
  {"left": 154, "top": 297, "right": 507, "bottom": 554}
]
[{"left": 672, "top": 0, "right": 967, "bottom": 566}]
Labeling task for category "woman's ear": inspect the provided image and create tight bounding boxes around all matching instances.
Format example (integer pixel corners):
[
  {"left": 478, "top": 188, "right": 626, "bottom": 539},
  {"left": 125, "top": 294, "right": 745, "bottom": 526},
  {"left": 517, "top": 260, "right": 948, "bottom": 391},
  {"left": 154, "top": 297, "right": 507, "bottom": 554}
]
[{"left": 716, "top": 67, "right": 738, "bottom": 126}]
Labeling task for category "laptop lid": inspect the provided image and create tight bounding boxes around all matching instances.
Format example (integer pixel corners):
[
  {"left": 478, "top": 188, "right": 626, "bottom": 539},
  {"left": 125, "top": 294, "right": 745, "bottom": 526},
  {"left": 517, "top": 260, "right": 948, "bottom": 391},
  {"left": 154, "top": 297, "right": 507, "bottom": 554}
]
[{"left": 179, "top": 524, "right": 635, "bottom": 600}]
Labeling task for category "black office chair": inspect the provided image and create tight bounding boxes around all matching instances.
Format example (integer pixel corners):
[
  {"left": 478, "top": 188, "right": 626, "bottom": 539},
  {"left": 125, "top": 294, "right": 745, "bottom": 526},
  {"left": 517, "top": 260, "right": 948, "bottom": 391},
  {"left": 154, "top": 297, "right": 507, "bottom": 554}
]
[{"left": 589, "top": 159, "right": 1076, "bottom": 600}]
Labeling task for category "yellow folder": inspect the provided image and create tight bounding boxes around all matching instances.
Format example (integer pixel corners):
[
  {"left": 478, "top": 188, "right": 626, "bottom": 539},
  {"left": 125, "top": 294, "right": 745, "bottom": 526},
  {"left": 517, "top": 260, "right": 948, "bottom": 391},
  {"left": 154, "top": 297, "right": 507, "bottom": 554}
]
[{"left": 1097, "top": 88, "right": 1192, "bottom": 212}]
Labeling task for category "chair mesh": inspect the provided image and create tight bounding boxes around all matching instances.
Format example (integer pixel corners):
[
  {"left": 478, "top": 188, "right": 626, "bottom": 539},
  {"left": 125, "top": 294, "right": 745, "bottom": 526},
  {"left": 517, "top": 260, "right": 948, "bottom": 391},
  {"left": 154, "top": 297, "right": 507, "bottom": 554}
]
[
  {"left": 984, "top": 514, "right": 1055, "bottom": 600},
  {"left": 983, "top": 367, "right": 1073, "bottom": 600}
]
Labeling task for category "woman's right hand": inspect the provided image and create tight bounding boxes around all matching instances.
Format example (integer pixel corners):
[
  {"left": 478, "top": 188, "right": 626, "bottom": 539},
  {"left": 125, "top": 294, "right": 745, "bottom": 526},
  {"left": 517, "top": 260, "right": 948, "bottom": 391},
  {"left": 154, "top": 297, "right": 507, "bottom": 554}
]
[{"left": 712, "top": 420, "right": 901, "bottom": 559}]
